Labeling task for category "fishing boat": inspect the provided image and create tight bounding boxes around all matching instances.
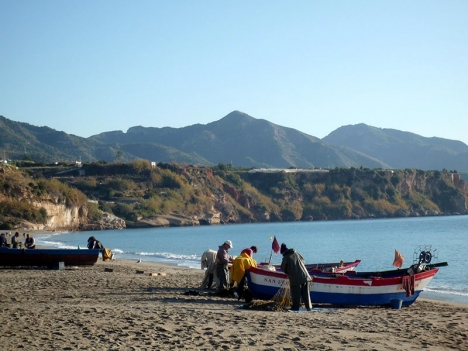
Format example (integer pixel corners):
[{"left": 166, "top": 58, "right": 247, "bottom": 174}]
[
  {"left": 246, "top": 262, "right": 446, "bottom": 307},
  {"left": 0, "top": 247, "right": 100, "bottom": 267}
]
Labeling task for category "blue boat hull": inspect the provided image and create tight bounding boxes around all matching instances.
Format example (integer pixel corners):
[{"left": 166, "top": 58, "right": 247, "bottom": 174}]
[{"left": 0, "top": 247, "right": 100, "bottom": 267}]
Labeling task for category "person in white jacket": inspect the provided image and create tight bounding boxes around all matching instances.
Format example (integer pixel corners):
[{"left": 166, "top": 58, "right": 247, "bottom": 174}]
[{"left": 200, "top": 249, "right": 217, "bottom": 289}]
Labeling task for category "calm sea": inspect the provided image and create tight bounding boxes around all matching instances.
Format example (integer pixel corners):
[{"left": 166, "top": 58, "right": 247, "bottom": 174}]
[{"left": 36, "top": 215, "right": 468, "bottom": 305}]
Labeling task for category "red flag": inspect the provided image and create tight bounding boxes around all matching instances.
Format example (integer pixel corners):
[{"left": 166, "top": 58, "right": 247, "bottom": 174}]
[
  {"left": 393, "top": 249, "right": 404, "bottom": 269},
  {"left": 272, "top": 236, "right": 280, "bottom": 255}
]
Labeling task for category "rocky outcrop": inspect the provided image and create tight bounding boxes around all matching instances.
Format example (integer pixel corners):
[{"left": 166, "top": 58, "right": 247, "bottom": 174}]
[
  {"left": 126, "top": 214, "right": 199, "bottom": 228},
  {"left": 214, "top": 198, "right": 241, "bottom": 223},
  {"left": 125, "top": 210, "right": 221, "bottom": 228},
  {"left": 28, "top": 201, "right": 126, "bottom": 231},
  {"left": 31, "top": 201, "right": 83, "bottom": 231},
  {"left": 223, "top": 184, "right": 252, "bottom": 208},
  {"left": 199, "top": 211, "right": 221, "bottom": 225},
  {"left": 80, "top": 212, "right": 126, "bottom": 231}
]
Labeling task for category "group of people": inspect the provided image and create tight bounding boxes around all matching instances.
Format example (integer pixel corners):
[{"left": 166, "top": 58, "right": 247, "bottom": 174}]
[
  {"left": 200, "top": 240, "right": 258, "bottom": 299},
  {"left": 200, "top": 240, "right": 312, "bottom": 311},
  {"left": 0, "top": 232, "right": 36, "bottom": 249}
]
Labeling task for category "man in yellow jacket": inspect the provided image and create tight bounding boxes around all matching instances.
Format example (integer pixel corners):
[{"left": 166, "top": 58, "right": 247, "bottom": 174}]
[{"left": 230, "top": 250, "right": 257, "bottom": 300}]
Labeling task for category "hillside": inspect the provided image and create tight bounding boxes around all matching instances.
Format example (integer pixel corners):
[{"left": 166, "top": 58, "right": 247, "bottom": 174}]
[{"left": 15, "top": 162, "right": 468, "bottom": 231}]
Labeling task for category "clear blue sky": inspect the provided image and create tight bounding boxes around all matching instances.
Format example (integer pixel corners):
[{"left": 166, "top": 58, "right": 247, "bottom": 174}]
[{"left": 1, "top": 1, "right": 467, "bottom": 144}]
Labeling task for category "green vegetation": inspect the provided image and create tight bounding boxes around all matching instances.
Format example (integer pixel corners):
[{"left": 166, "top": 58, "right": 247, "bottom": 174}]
[
  {"left": 2, "top": 161, "right": 467, "bottom": 229},
  {"left": 0, "top": 200, "right": 48, "bottom": 229},
  {"left": 0, "top": 165, "right": 88, "bottom": 229},
  {"left": 86, "top": 202, "right": 103, "bottom": 221}
]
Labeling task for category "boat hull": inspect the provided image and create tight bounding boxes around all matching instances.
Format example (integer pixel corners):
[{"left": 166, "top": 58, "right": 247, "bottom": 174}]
[
  {"left": 0, "top": 248, "right": 100, "bottom": 267},
  {"left": 246, "top": 266, "right": 438, "bottom": 307}
]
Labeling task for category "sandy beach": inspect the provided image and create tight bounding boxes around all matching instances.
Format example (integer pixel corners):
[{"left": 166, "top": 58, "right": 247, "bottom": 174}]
[{"left": 1, "top": 258, "right": 467, "bottom": 351}]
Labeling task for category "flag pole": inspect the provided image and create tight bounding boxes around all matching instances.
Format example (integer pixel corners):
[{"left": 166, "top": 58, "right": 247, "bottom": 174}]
[{"left": 269, "top": 237, "right": 273, "bottom": 264}]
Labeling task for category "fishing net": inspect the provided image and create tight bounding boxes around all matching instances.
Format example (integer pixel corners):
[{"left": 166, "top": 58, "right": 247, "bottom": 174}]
[
  {"left": 271, "top": 280, "right": 291, "bottom": 308},
  {"left": 241, "top": 281, "right": 291, "bottom": 312}
]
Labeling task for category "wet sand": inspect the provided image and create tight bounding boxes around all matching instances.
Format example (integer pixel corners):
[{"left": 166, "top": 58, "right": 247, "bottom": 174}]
[{"left": 0, "top": 259, "right": 467, "bottom": 351}]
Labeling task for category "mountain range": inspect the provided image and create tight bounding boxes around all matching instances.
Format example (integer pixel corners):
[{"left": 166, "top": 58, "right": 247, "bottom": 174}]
[{"left": 1, "top": 111, "right": 468, "bottom": 172}]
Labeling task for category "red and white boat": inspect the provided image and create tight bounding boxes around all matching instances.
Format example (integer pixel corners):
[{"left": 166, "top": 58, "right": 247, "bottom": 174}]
[{"left": 246, "top": 262, "right": 446, "bottom": 307}]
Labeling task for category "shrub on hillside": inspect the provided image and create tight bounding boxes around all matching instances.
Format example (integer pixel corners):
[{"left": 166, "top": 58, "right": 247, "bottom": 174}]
[{"left": 87, "top": 202, "right": 103, "bottom": 221}]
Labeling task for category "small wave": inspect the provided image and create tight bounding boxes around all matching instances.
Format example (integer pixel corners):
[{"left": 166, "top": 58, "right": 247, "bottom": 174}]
[
  {"left": 35, "top": 231, "right": 69, "bottom": 239},
  {"left": 113, "top": 250, "right": 200, "bottom": 269},
  {"left": 425, "top": 287, "right": 468, "bottom": 297},
  {"left": 130, "top": 251, "right": 199, "bottom": 261},
  {"left": 176, "top": 262, "right": 199, "bottom": 269}
]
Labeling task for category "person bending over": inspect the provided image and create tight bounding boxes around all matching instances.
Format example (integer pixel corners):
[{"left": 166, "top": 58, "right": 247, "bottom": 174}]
[{"left": 280, "top": 243, "right": 312, "bottom": 311}]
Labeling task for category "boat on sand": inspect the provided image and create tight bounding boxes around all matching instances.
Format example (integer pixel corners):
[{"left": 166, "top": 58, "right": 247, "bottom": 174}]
[
  {"left": 246, "top": 261, "right": 446, "bottom": 307},
  {"left": 0, "top": 247, "right": 100, "bottom": 267}
]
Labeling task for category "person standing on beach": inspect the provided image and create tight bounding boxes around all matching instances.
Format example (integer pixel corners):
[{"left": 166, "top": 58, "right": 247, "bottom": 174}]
[
  {"left": 0, "top": 233, "right": 7, "bottom": 247},
  {"left": 11, "top": 232, "right": 20, "bottom": 248},
  {"left": 280, "top": 243, "right": 312, "bottom": 311},
  {"left": 216, "top": 240, "right": 233, "bottom": 293}
]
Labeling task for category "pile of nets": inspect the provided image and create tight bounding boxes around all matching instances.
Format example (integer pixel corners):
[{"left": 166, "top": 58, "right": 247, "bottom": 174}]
[{"left": 240, "top": 282, "right": 291, "bottom": 312}]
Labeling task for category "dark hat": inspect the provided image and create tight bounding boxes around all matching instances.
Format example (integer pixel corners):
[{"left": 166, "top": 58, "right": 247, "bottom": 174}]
[{"left": 280, "top": 243, "right": 288, "bottom": 254}]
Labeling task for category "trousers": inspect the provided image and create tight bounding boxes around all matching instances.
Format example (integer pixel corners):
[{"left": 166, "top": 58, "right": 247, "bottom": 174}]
[{"left": 290, "top": 281, "right": 312, "bottom": 311}]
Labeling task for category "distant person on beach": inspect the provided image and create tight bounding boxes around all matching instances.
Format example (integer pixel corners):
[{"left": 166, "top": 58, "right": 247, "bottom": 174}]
[
  {"left": 280, "top": 243, "right": 312, "bottom": 312},
  {"left": 200, "top": 249, "right": 217, "bottom": 289},
  {"left": 0, "top": 233, "right": 7, "bottom": 247},
  {"left": 87, "top": 236, "right": 113, "bottom": 261},
  {"left": 87, "top": 236, "right": 104, "bottom": 251},
  {"left": 24, "top": 234, "right": 36, "bottom": 249},
  {"left": 216, "top": 240, "right": 233, "bottom": 292},
  {"left": 11, "top": 232, "right": 21, "bottom": 248},
  {"left": 230, "top": 247, "right": 257, "bottom": 300}
]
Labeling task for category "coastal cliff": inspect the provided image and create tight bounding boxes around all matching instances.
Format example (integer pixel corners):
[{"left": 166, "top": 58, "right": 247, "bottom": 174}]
[{"left": 2, "top": 163, "right": 467, "bottom": 231}]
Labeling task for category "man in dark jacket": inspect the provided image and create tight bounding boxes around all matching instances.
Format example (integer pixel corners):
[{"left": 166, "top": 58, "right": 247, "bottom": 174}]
[
  {"left": 24, "top": 234, "right": 36, "bottom": 249},
  {"left": 280, "top": 243, "right": 312, "bottom": 311},
  {"left": 87, "top": 236, "right": 104, "bottom": 251},
  {"left": 0, "top": 233, "right": 7, "bottom": 247}
]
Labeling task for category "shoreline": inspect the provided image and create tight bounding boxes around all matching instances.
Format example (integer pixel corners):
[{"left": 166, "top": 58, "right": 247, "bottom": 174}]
[{"left": 1, "top": 258, "right": 467, "bottom": 350}]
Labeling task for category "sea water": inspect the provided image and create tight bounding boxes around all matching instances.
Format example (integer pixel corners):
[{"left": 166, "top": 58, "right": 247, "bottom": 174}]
[{"left": 35, "top": 215, "right": 468, "bottom": 305}]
